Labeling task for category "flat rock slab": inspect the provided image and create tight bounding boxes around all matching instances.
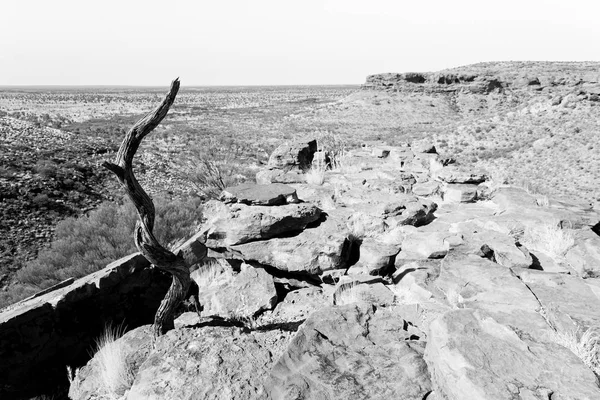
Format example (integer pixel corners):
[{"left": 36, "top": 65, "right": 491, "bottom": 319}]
[
  {"left": 269, "top": 287, "right": 330, "bottom": 323},
  {"left": 491, "top": 187, "right": 539, "bottom": 210},
  {"left": 128, "top": 326, "right": 276, "bottom": 400},
  {"left": 255, "top": 169, "right": 306, "bottom": 185},
  {"left": 412, "top": 181, "right": 441, "bottom": 197},
  {"left": 267, "top": 139, "right": 317, "bottom": 170},
  {"left": 442, "top": 183, "right": 478, "bottom": 203},
  {"left": 397, "top": 230, "right": 452, "bottom": 260},
  {"left": 268, "top": 304, "right": 432, "bottom": 399},
  {"left": 437, "top": 167, "right": 487, "bottom": 184},
  {"left": 196, "top": 264, "right": 278, "bottom": 319},
  {"left": 461, "top": 228, "right": 533, "bottom": 269},
  {"left": 434, "top": 253, "right": 551, "bottom": 337},
  {"left": 202, "top": 200, "right": 322, "bottom": 246},
  {"left": 412, "top": 142, "right": 437, "bottom": 154},
  {"left": 220, "top": 183, "right": 299, "bottom": 206},
  {"left": 565, "top": 228, "right": 600, "bottom": 277},
  {"left": 425, "top": 309, "right": 600, "bottom": 400},
  {"left": 351, "top": 237, "right": 400, "bottom": 275},
  {"left": 231, "top": 214, "right": 353, "bottom": 275},
  {"left": 518, "top": 269, "right": 600, "bottom": 333}
]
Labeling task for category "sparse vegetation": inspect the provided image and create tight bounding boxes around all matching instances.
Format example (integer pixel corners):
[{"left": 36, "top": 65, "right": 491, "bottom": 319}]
[
  {"left": 522, "top": 222, "right": 575, "bottom": 260},
  {"left": 92, "top": 324, "right": 135, "bottom": 398},
  {"left": 305, "top": 164, "right": 326, "bottom": 185},
  {"left": 334, "top": 282, "right": 365, "bottom": 305},
  {"left": 0, "top": 196, "right": 203, "bottom": 309},
  {"left": 549, "top": 327, "right": 600, "bottom": 376}
]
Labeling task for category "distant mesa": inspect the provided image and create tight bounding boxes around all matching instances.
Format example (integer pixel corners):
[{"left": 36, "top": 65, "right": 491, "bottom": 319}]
[{"left": 362, "top": 61, "right": 600, "bottom": 94}]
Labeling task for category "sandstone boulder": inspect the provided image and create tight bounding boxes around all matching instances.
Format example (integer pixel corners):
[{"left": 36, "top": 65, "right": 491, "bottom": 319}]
[
  {"left": 381, "top": 195, "right": 438, "bottom": 226},
  {"left": 437, "top": 167, "right": 487, "bottom": 184},
  {"left": 268, "top": 304, "right": 431, "bottom": 399},
  {"left": 269, "top": 287, "right": 330, "bottom": 323},
  {"left": 434, "top": 253, "right": 551, "bottom": 337},
  {"left": 0, "top": 253, "right": 171, "bottom": 399},
  {"left": 397, "top": 230, "right": 451, "bottom": 260},
  {"left": 371, "top": 147, "right": 390, "bottom": 158},
  {"left": 412, "top": 142, "right": 437, "bottom": 154},
  {"left": 491, "top": 187, "right": 538, "bottom": 209},
  {"left": 231, "top": 214, "right": 353, "bottom": 275},
  {"left": 426, "top": 309, "right": 600, "bottom": 400},
  {"left": 469, "top": 229, "right": 533, "bottom": 269},
  {"left": 127, "top": 326, "right": 280, "bottom": 400},
  {"left": 349, "top": 237, "right": 400, "bottom": 275},
  {"left": 267, "top": 139, "right": 317, "bottom": 170},
  {"left": 565, "top": 228, "right": 600, "bottom": 278},
  {"left": 517, "top": 269, "right": 600, "bottom": 334},
  {"left": 388, "top": 146, "right": 414, "bottom": 167},
  {"left": 412, "top": 181, "right": 441, "bottom": 197},
  {"left": 442, "top": 183, "right": 478, "bottom": 203},
  {"left": 411, "top": 152, "right": 439, "bottom": 171},
  {"left": 195, "top": 264, "right": 278, "bottom": 319},
  {"left": 202, "top": 200, "right": 321, "bottom": 247}
]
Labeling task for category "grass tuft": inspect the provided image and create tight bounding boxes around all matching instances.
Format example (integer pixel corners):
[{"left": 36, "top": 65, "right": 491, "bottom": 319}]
[
  {"left": 192, "top": 259, "right": 228, "bottom": 288},
  {"left": 305, "top": 164, "right": 326, "bottom": 185},
  {"left": 550, "top": 327, "right": 600, "bottom": 375},
  {"left": 535, "top": 195, "right": 550, "bottom": 207},
  {"left": 93, "top": 323, "right": 135, "bottom": 398},
  {"left": 334, "top": 282, "right": 365, "bottom": 306},
  {"left": 522, "top": 222, "right": 575, "bottom": 260}
]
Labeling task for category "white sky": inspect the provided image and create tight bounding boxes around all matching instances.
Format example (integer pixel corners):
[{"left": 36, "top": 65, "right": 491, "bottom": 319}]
[{"left": 1, "top": 0, "right": 599, "bottom": 86}]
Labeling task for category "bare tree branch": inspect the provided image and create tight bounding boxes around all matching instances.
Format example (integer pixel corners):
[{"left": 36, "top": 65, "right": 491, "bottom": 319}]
[{"left": 102, "top": 78, "right": 192, "bottom": 336}]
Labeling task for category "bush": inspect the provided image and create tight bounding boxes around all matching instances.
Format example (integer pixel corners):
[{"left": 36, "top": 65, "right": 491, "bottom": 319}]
[
  {"left": 0, "top": 196, "right": 203, "bottom": 308},
  {"left": 178, "top": 138, "right": 255, "bottom": 200}
]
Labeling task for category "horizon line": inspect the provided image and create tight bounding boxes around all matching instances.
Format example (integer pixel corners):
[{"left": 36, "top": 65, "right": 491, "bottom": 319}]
[{"left": 0, "top": 83, "right": 362, "bottom": 89}]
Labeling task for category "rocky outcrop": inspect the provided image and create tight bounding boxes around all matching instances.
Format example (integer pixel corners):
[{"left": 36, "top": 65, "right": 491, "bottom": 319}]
[
  {"left": 256, "top": 139, "right": 318, "bottom": 184},
  {"left": 267, "top": 139, "right": 317, "bottom": 171},
  {"left": 268, "top": 304, "right": 431, "bottom": 400},
  {"left": 425, "top": 309, "right": 600, "bottom": 400},
  {"left": 231, "top": 213, "right": 353, "bottom": 275},
  {"left": 0, "top": 235, "right": 207, "bottom": 399},
  {"left": 193, "top": 262, "right": 278, "bottom": 319},
  {"left": 202, "top": 200, "right": 322, "bottom": 247},
  {"left": 0, "top": 254, "right": 166, "bottom": 399},
  {"left": 363, "top": 62, "right": 600, "bottom": 97},
  {"left": 70, "top": 324, "right": 284, "bottom": 400},
  {"left": 8, "top": 139, "right": 600, "bottom": 399}
]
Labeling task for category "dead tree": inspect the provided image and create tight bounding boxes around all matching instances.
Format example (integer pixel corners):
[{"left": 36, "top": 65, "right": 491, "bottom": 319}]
[{"left": 103, "top": 78, "right": 191, "bottom": 336}]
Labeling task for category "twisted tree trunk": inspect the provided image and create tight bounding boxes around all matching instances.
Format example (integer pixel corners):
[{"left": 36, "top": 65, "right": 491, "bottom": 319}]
[{"left": 103, "top": 78, "right": 191, "bottom": 336}]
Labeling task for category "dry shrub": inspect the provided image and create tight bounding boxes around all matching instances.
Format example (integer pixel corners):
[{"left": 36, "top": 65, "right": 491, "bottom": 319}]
[
  {"left": 192, "top": 259, "right": 231, "bottom": 288},
  {"left": 0, "top": 196, "right": 202, "bottom": 309},
  {"left": 549, "top": 327, "right": 600, "bottom": 375},
  {"left": 334, "top": 282, "right": 366, "bottom": 306},
  {"left": 305, "top": 164, "right": 326, "bottom": 185},
  {"left": 178, "top": 138, "right": 255, "bottom": 200},
  {"left": 93, "top": 324, "right": 135, "bottom": 397},
  {"left": 315, "top": 129, "right": 347, "bottom": 169},
  {"left": 522, "top": 222, "right": 575, "bottom": 260}
]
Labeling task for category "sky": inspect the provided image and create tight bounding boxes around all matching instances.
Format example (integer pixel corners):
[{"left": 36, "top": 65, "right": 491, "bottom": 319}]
[{"left": 1, "top": 0, "right": 599, "bottom": 86}]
